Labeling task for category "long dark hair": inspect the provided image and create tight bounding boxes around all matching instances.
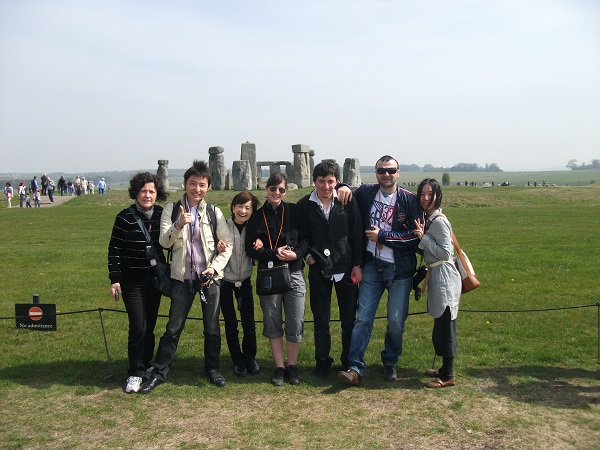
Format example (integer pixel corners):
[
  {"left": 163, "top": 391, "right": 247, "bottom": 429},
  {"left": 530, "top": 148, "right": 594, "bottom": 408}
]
[{"left": 417, "top": 178, "right": 442, "bottom": 211}]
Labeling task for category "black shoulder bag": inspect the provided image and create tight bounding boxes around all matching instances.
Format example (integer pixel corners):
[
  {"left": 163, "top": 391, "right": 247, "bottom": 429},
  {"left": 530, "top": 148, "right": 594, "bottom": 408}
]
[{"left": 129, "top": 207, "right": 172, "bottom": 297}]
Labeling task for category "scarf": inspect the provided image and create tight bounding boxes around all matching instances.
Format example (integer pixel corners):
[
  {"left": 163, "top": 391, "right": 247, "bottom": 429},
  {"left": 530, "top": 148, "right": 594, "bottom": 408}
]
[{"left": 135, "top": 201, "right": 154, "bottom": 220}]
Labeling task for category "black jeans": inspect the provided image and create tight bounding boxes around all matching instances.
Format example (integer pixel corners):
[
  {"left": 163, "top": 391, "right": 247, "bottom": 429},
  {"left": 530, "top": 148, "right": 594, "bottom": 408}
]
[
  {"left": 220, "top": 278, "right": 257, "bottom": 366},
  {"left": 121, "top": 280, "right": 162, "bottom": 377},
  {"left": 432, "top": 306, "right": 457, "bottom": 358},
  {"left": 153, "top": 280, "right": 221, "bottom": 381},
  {"left": 308, "top": 264, "right": 358, "bottom": 368}
]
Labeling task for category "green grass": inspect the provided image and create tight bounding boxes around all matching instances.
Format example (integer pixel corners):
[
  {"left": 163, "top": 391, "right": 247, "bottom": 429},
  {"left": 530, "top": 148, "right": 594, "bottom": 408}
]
[{"left": 0, "top": 185, "right": 599, "bottom": 449}]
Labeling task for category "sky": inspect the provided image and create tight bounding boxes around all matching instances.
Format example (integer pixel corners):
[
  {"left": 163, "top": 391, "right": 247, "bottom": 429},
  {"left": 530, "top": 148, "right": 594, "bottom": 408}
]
[{"left": 1, "top": 0, "right": 599, "bottom": 174}]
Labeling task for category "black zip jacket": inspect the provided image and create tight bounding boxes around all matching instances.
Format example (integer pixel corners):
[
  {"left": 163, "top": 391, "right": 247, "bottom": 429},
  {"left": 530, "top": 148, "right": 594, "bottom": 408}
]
[
  {"left": 245, "top": 201, "right": 308, "bottom": 273},
  {"left": 297, "top": 194, "right": 363, "bottom": 274}
]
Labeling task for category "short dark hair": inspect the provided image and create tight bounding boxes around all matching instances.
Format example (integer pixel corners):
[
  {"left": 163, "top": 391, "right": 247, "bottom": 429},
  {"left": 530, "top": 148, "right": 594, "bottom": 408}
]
[
  {"left": 230, "top": 190, "right": 259, "bottom": 214},
  {"left": 183, "top": 160, "right": 212, "bottom": 187},
  {"left": 266, "top": 172, "right": 287, "bottom": 188},
  {"left": 312, "top": 161, "right": 340, "bottom": 182},
  {"left": 417, "top": 178, "right": 443, "bottom": 211},
  {"left": 128, "top": 172, "right": 169, "bottom": 202},
  {"left": 375, "top": 155, "right": 399, "bottom": 170}
]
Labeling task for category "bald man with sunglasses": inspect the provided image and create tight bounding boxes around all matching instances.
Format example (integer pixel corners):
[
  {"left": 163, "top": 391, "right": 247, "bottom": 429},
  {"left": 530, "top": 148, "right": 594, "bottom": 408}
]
[{"left": 336, "top": 155, "right": 421, "bottom": 386}]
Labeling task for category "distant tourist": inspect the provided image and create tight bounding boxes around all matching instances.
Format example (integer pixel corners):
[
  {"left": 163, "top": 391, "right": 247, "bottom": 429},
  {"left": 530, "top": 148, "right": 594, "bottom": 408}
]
[
  {"left": 73, "top": 176, "right": 81, "bottom": 196},
  {"left": 33, "top": 188, "right": 40, "bottom": 207},
  {"left": 97, "top": 178, "right": 107, "bottom": 194},
  {"left": 30, "top": 176, "right": 39, "bottom": 196},
  {"left": 413, "top": 178, "right": 461, "bottom": 389},
  {"left": 58, "top": 176, "right": 67, "bottom": 196},
  {"left": 107, "top": 172, "right": 169, "bottom": 394},
  {"left": 4, "top": 182, "right": 13, "bottom": 208},
  {"left": 25, "top": 194, "right": 31, "bottom": 208},
  {"left": 18, "top": 181, "right": 26, "bottom": 207},
  {"left": 41, "top": 174, "right": 48, "bottom": 196},
  {"left": 47, "top": 177, "right": 55, "bottom": 204}
]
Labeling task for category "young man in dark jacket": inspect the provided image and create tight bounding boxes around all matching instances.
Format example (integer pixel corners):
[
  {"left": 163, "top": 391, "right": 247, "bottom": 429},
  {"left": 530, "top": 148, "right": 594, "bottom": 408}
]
[{"left": 297, "top": 162, "right": 363, "bottom": 379}]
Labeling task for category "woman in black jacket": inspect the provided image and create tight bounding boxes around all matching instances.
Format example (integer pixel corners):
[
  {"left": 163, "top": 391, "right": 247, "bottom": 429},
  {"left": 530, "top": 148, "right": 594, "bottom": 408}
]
[
  {"left": 245, "top": 172, "right": 308, "bottom": 386},
  {"left": 108, "top": 172, "right": 168, "bottom": 393}
]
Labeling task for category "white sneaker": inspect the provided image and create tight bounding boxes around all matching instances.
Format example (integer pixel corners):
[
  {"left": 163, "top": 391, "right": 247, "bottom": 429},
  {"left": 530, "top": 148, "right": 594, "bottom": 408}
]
[{"left": 125, "top": 376, "right": 142, "bottom": 394}]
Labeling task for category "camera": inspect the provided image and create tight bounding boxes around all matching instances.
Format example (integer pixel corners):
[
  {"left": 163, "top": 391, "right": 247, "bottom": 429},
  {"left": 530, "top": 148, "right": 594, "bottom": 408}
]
[
  {"left": 198, "top": 273, "right": 214, "bottom": 284},
  {"left": 413, "top": 265, "right": 428, "bottom": 300}
]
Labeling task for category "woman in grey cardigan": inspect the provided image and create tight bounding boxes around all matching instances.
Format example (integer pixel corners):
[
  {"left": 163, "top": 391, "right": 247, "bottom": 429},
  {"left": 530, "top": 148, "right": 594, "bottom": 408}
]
[{"left": 413, "top": 178, "right": 461, "bottom": 388}]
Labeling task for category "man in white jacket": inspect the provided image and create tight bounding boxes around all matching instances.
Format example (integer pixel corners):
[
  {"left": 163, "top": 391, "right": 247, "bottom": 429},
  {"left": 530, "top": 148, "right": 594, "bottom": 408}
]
[{"left": 141, "top": 160, "right": 233, "bottom": 393}]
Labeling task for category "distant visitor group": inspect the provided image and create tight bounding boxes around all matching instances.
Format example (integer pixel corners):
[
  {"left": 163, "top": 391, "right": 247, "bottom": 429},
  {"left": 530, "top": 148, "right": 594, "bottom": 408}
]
[{"left": 4, "top": 174, "right": 108, "bottom": 208}]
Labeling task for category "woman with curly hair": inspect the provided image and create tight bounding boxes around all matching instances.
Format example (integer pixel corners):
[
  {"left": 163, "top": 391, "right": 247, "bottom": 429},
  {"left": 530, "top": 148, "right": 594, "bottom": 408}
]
[{"left": 108, "top": 172, "right": 169, "bottom": 393}]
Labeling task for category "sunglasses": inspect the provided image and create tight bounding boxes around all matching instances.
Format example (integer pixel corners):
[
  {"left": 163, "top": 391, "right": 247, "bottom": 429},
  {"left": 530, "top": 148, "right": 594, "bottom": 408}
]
[
  {"left": 268, "top": 186, "right": 287, "bottom": 194},
  {"left": 376, "top": 168, "right": 399, "bottom": 175}
]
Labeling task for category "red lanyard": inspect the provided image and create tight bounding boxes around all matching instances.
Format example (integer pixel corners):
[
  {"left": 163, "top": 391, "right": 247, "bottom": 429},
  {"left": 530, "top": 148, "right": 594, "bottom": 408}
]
[{"left": 262, "top": 204, "right": 285, "bottom": 250}]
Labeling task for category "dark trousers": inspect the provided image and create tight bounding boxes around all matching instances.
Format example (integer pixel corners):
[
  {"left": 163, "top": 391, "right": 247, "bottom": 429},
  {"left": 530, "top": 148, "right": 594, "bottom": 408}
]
[
  {"left": 121, "top": 280, "right": 162, "bottom": 378},
  {"left": 153, "top": 280, "right": 221, "bottom": 380},
  {"left": 220, "top": 278, "right": 257, "bottom": 366},
  {"left": 432, "top": 306, "right": 457, "bottom": 358},
  {"left": 308, "top": 265, "right": 358, "bottom": 368}
]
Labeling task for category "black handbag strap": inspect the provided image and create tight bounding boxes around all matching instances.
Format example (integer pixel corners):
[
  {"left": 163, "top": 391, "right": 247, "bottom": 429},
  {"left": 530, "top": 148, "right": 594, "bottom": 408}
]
[{"left": 128, "top": 206, "right": 162, "bottom": 262}]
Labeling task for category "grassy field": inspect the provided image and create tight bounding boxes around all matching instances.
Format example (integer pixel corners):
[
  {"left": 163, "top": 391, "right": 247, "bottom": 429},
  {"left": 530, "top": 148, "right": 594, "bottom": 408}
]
[{"left": 0, "top": 183, "right": 599, "bottom": 449}]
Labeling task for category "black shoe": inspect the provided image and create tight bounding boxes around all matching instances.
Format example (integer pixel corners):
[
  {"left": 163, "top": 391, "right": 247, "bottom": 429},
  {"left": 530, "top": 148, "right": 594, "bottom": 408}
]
[
  {"left": 382, "top": 365, "right": 397, "bottom": 382},
  {"left": 246, "top": 360, "right": 260, "bottom": 375},
  {"left": 286, "top": 365, "right": 302, "bottom": 385},
  {"left": 140, "top": 375, "right": 164, "bottom": 394},
  {"left": 314, "top": 357, "right": 333, "bottom": 379},
  {"left": 233, "top": 363, "right": 248, "bottom": 378},
  {"left": 207, "top": 369, "right": 227, "bottom": 387},
  {"left": 271, "top": 367, "right": 285, "bottom": 386}
]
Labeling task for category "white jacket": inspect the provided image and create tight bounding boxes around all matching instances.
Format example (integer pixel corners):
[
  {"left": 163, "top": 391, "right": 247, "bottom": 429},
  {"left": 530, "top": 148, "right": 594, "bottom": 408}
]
[{"left": 159, "top": 199, "right": 233, "bottom": 281}]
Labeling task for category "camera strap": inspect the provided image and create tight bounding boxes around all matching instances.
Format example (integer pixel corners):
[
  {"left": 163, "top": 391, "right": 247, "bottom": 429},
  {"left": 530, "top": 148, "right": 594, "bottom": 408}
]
[{"left": 128, "top": 206, "right": 162, "bottom": 265}]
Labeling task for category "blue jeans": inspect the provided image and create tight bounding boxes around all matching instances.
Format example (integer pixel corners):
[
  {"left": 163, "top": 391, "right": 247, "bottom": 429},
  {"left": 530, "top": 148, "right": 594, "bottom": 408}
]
[
  {"left": 153, "top": 279, "right": 221, "bottom": 380},
  {"left": 347, "top": 259, "right": 412, "bottom": 376}
]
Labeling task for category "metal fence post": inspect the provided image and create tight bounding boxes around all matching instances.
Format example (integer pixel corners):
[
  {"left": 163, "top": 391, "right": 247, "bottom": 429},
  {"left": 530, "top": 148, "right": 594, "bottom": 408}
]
[{"left": 98, "top": 308, "right": 114, "bottom": 380}]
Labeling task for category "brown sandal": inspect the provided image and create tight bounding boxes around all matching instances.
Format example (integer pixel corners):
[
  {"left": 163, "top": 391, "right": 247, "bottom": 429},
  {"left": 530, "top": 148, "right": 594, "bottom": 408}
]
[
  {"left": 424, "top": 378, "right": 455, "bottom": 388},
  {"left": 424, "top": 368, "right": 439, "bottom": 377}
]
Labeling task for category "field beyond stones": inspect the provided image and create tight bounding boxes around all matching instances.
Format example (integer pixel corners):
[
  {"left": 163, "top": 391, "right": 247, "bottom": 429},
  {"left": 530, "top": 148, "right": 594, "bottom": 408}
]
[{"left": 1, "top": 182, "right": 599, "bottom": 449}]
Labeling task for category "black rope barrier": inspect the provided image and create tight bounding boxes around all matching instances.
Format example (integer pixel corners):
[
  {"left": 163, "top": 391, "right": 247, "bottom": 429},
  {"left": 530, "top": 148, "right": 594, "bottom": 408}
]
[{"left": 2, "top": 302, "right": 599, "bottom": 371}]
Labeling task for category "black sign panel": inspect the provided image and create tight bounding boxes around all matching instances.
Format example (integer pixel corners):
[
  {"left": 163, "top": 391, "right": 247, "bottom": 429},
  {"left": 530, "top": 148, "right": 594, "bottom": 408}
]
[{"left": 15, "top": 303, "right": 57, "bottom": 331}]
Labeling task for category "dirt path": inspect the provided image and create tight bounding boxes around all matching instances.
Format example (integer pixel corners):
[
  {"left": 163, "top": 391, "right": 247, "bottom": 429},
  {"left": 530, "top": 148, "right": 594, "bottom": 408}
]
[{"left": 37, "top": 194, "right": 76, "bottom": 207}]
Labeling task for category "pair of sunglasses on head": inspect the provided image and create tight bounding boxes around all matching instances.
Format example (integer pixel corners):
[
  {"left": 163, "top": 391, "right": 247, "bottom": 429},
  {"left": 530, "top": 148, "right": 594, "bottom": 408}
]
[{"left": 376, "top": 168, "right": 399, "bottom": 175}]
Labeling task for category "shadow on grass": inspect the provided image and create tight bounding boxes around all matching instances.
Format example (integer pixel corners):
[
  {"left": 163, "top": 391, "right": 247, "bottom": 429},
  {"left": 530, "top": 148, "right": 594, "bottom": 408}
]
[
  {"left": 319, "top": 366, "right": 426, "bottom": 394},
  {"left": 465, "top": 365, "right": 600, "bottom": 409},
  {"left": 0, "top": 356, "right": 281, "bottom": 391}
]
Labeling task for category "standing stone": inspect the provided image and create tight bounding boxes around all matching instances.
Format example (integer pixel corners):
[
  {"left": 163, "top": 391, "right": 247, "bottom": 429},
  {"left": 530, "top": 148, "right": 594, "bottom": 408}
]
[
  {"left": 240, "top": 142, "right": 257, "bottom": 189},
  {"left": 224, "top": 172, "right": 231, "bottom": 190},
  {"left": 157, "top": 160, "right": 170, "bottom": 191},
  {"left": 208, "top": 146, "right": 226, "bottom": 190},
  {"left": 343, "top": 158, "right": 361, "bottom": 187},
  {"left": 270, "top": 164, "right": 281, "bottom": 175},
  {"left": 291, "top": 144, "right": 311, "bottom": 188},
  {"left": 309, "top": 149, "right": 315, "bottom": 186},
  {"left": 232, "top": 160, "right": 253, "bottom": 191}
]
